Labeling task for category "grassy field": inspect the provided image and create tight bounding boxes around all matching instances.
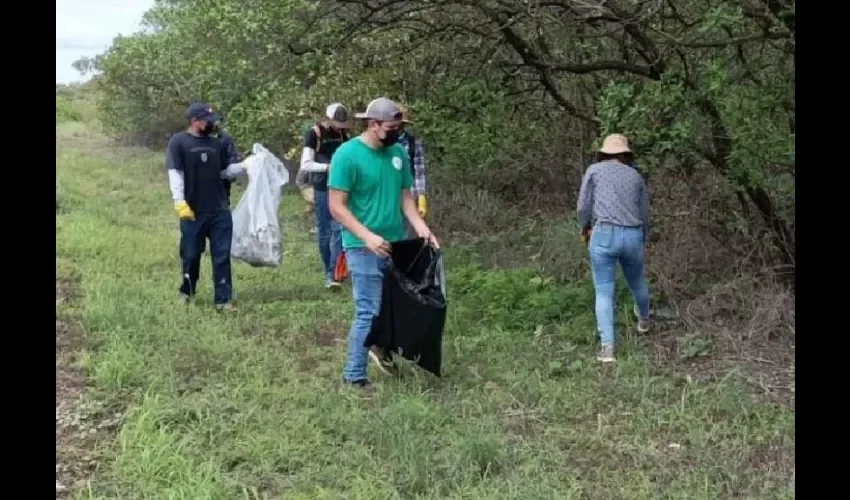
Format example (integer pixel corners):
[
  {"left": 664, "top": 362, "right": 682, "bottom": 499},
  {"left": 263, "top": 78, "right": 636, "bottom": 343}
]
[{"left": 56, "top": 116, "right": 794, "bottom": 499}]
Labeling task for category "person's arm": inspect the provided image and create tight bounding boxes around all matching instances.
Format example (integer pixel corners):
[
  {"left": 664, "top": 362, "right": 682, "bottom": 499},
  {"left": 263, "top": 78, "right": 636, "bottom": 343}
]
[
  {"left": 215, "top": 135, "right": 247, "bottom": 180},
  {"left": 221, "top": 161, "right": 249, "bottom": 180},
  {"left": 402, "top": 190, "right": 425, "bottom": 228},
  {"left": 640, "top": 178, "right": 650, "bottom": 239},
  {"left": 166, "top": 135, "right": 186, "bottom": 202},
  {"left": 576, "top": 166, "right": 595, "bottom": 231},
  {"left": 403, "top": 189, "right": 438, "bottom": 247},
  {"left": 223, "top": 135, "right": 239, "bottom": 165},
  {"left": 299, "top": 128, "right": 328, "bottom": 173},
  {"left": 167, "top": 135, "right": 196, "bottom": 220},
  {"left": 329, "top": 189, "right": 376, "bottom": 244},
  {"left": 300, "top": 147, "right": 328, "bottom": 173}
]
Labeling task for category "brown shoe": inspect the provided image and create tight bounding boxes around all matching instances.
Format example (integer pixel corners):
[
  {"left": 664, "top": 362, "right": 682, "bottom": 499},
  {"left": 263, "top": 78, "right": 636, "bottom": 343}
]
[{"left": 633, "top": 305, "right": 651, "bottom": 333}]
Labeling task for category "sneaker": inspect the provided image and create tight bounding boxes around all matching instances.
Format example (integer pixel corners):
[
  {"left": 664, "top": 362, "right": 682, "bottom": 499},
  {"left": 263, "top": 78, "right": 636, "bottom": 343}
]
[
  {"left": 344, "top": 379, "right": 373, "bottom": 390},
  {"left": 633, "top": 305, "right": 651, "bottom": 333},
  {"left": 324, "top": 276, "right": 342, "bottom": 290},
  {"left": 597, "top": 344, "right": 616, "bottom": 363},
  {"left": 368, "top": 347, "right": 397, "bottom": 375},
  {"left": 179, "top": 292, "right": 192, "bottom": 304},
  {"left": 215, "top": 302, "right": 238, "bottom": 313}
]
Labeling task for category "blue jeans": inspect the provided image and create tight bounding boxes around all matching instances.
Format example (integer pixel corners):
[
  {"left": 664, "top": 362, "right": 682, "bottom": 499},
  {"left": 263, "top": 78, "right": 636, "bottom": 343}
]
[
  {"left": 342, "top": 248, "right": 388, "bottom": 382},
  {"left": 588, "top": 223, "right": 650, "bottom": 346},
  {"left": 314, "top": 189, "right": 343, "bottom": 278},
  {"left": 179, "top": 210, "right": 233, "bottom": 305}
]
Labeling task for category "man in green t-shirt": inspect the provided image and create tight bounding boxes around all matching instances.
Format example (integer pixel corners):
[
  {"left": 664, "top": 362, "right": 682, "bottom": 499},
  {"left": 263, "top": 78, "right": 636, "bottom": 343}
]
[{"left": 328, "top": 97, "right": 439, "bottom": 388}]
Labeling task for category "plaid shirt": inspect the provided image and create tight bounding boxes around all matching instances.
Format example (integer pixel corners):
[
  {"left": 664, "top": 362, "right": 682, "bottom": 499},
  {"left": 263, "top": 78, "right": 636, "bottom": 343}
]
[{"left": 398, "top": 132, "right": 427, "bottom": 198}]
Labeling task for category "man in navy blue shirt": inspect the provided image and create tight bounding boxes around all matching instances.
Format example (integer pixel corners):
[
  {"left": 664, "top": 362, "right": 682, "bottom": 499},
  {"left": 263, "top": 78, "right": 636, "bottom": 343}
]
[{"left": 166, "top": 102, "right": 244, "bottom": 311}]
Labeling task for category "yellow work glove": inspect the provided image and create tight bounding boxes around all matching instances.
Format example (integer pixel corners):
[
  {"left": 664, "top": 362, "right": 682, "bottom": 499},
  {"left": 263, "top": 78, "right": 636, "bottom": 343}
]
[
  {"left": 174, "top": 200, "right": 195, "bottom": 221},
  {"left": 417, "top": 195, "right": 428, "bottom": 219}
]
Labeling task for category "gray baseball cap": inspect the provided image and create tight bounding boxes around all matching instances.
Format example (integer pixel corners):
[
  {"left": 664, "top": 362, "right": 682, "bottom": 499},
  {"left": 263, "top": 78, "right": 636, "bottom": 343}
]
[{"left": 354, "top": 97, "right": 403, "bottom": 121}]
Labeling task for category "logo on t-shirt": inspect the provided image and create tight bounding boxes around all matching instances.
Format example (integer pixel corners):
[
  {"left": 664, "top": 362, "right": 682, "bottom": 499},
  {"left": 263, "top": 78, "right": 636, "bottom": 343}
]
[
  {"left": 201, "top": 152, "right": 208, "bottom": 163},
  {"left": 392, "top": 156, "right": 402, "bottom": 171}
]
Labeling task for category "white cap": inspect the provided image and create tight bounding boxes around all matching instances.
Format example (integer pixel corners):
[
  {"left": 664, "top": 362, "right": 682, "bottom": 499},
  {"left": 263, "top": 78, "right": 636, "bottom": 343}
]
[{"left": 325, "top": 103, "right": 350, "bottom": 128}]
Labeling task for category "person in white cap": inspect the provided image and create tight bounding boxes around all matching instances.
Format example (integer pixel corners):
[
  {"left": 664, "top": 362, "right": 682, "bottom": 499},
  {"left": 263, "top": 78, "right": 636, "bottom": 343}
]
[
  {"left": 328, "top": 97, "right": 439, "bottom": 389},
  {"left": 577, "top": 133, "right": 652, "bottom": 363},
  {"left": 299, "top": 103, "right": 350, "bottom": 289}
]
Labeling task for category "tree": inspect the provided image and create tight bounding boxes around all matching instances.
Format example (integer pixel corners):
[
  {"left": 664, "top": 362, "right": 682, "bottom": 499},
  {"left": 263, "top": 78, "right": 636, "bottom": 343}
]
[
  {"left": 71, "top": 56, "right": 97, "bottom": 77},
  {"left": 91, "top": 0, "right": 795, "bottom": 283}
]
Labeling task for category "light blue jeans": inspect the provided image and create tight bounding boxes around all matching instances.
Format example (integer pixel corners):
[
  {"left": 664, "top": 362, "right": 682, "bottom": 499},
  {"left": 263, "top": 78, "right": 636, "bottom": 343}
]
[
  {"left": 342, "top": 248, "right": 388, "bottom": 382},
  {"left": 589, "top": 223, "right": 651, "bottom": 346}
]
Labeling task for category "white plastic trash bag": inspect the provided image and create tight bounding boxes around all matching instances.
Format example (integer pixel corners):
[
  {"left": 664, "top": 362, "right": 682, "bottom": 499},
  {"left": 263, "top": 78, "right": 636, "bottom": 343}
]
[{"left": 231, "top": 143, "right": 289, "bottom": 267}]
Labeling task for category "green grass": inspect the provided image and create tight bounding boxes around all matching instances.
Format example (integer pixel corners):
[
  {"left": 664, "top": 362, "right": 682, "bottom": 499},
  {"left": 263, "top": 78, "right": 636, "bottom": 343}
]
[{"left": 57, "top": 119, "right": 794, "bottom": 499}]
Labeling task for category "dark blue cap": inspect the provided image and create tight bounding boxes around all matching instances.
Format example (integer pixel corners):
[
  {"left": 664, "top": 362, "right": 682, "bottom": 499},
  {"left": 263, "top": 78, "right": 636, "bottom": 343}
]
[{"left": 185, "top": 102, "right": 221, "bottom": 122}]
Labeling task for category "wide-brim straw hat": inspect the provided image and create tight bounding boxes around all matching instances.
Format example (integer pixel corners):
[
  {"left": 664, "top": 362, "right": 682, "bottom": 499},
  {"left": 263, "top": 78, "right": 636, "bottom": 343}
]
[{"left": 599, "top": 134, "right": 632, "bottom": 154}]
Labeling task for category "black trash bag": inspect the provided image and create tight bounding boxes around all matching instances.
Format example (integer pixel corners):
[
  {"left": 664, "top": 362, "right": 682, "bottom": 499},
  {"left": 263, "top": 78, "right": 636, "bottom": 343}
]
[{"left": 365, "top": 238, "right": 447, "bottom": 376}]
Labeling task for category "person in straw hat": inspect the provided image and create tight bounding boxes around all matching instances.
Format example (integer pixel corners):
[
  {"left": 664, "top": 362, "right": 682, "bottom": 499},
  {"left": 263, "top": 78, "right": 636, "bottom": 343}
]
[{"left": 576, "top": 133, "right": 652, "bottom": 363}]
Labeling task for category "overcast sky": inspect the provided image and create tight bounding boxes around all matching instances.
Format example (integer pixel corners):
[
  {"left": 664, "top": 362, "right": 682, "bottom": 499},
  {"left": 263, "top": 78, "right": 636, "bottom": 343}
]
[{"left": 56, "top": 0, "right": 154, "bottom": 84}]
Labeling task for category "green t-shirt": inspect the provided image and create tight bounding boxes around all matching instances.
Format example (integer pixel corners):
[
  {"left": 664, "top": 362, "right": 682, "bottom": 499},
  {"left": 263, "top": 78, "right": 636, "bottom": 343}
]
[{"left": 328, "top": 137, "right": 413, "bottom": 249}]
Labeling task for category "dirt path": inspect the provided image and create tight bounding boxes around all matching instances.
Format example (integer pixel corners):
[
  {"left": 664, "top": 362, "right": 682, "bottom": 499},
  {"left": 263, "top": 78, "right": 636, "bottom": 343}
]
[
  {"left": 56, "top": 277, "right": 123, "bottom": 498},
  {"left": 56, "top": 276, "right": 87, "bottom": 497}
]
